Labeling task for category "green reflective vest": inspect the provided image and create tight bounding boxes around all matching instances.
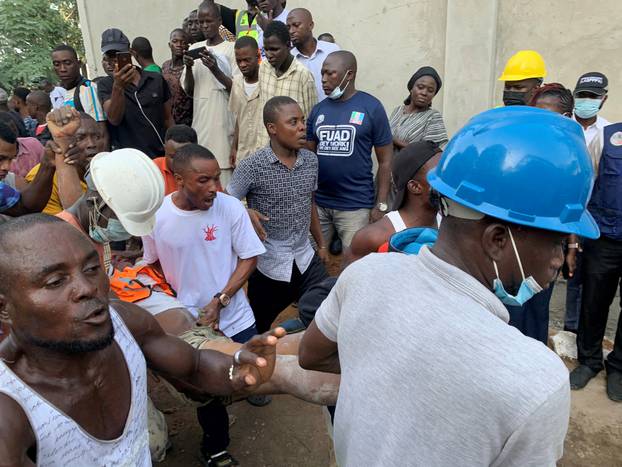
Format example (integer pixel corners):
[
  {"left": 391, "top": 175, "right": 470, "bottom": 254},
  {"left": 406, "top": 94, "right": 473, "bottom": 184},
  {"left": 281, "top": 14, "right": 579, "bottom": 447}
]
[{"left": 236, "top": 10, "right": 259, "bottom": 40}]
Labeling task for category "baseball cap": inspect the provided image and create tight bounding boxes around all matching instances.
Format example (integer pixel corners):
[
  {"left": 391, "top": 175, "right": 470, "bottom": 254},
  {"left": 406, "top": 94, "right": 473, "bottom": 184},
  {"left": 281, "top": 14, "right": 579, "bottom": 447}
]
[
  {"left": 574, "top": 72, "right": 608, "bottom": 96},
  {"left": 392, "top": 141, "right": 441, "bottom": 211},
  {"left": 101, "top": 28, "right": 130, "bottom": 54}
]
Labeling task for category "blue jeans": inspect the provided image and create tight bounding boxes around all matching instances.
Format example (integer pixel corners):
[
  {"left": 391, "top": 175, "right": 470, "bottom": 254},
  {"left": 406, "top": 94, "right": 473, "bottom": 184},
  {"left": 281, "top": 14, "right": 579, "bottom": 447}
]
[
  {"left": 507, "top": 283, "right": 555, "bottom": 345},
  {"left": 564, "top": 251, "right": 583, "bottom": 331},
  {"left": 231, "top": 324, "right": 258, "bottom": 343}
]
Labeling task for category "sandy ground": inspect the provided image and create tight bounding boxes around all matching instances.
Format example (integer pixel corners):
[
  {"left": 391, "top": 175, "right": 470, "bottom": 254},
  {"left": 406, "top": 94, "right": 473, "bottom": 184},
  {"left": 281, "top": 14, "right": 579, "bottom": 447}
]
[{"left": 161, "top": 256, "right": 621, "bottom": 467}]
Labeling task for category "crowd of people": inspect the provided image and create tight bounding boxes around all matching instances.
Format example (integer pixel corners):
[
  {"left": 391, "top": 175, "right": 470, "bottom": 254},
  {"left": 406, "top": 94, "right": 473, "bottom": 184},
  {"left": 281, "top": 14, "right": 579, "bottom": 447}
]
[{"left": 0, "top": 1, "right": 620, "bottom": 466}]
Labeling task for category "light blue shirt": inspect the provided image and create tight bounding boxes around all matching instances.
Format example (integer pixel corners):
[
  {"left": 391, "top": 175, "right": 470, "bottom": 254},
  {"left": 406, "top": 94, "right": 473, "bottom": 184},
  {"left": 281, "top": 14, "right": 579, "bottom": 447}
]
[{"left": 291, "top": 39, "right": 341, "bottom": 102}]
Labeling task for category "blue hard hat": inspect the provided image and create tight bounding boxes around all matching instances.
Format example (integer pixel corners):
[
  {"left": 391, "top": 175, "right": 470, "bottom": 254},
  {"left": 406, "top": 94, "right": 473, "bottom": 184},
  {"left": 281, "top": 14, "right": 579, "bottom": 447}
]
[{"left": 427, "top": 106, "right": 600, "bottom": 239}]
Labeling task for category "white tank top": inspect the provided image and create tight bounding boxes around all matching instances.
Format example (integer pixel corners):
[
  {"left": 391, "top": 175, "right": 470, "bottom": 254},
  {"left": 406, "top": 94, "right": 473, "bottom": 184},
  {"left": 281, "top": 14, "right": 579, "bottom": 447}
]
[
  {"left": 385, "top": 210, "right": 407, "bottom": 233},
  {"left": 0, "top": 308, "right": 151, "bottom": 467}
]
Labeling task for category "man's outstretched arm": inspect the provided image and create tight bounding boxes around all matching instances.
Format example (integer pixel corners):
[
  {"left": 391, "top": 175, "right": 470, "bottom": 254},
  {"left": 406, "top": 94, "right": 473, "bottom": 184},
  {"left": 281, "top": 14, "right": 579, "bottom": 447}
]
[
  {"left": 114, "top": 299, "right": 285, "bottom": 396},
  {"left": 299, "top": 320, "right": 340, "bottom": 374}
]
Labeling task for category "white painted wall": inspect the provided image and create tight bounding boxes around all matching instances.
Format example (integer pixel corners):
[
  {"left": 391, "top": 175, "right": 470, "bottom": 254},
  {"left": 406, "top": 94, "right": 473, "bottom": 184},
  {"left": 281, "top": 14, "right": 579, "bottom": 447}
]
[{"left": 77, "top": 0, "right": 622, "bottom": 136}]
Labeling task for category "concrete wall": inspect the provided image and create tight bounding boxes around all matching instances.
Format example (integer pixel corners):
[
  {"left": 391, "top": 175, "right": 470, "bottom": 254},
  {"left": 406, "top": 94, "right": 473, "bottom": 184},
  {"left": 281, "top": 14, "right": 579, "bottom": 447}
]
[{"left": 77, "top": 0, "right": 622, "bottom": 135}]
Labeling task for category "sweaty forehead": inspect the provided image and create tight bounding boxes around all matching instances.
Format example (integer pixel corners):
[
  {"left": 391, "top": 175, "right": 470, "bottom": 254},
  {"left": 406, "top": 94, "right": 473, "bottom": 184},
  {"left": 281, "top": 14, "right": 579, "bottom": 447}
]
[{"left": 1, "top": 222, "right": 96, "bottom": 283}]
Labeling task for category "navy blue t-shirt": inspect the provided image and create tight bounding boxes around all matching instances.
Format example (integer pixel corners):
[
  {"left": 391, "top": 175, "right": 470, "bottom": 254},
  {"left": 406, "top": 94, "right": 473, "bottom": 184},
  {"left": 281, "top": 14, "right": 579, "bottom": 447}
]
[{"left": 307, "top": 91, "right": 392, "bottom": 210}]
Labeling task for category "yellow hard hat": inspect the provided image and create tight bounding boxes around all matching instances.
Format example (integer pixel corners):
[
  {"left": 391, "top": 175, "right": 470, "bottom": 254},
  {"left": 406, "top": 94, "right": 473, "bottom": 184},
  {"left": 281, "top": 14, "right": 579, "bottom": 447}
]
[{"left": 498, "top": 50, "right": 547, "bottom": 81}]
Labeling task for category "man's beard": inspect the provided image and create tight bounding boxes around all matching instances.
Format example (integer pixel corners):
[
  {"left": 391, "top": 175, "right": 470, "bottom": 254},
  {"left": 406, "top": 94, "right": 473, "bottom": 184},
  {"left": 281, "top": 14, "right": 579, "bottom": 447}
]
[{"left": 26, "top": 324, "right": 115, "bottom": 354}]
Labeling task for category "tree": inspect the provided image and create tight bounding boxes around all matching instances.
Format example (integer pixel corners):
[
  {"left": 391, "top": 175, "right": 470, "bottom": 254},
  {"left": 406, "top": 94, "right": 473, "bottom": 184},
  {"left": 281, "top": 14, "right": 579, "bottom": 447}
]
[{"left": 0, "top": 0, "right": 84, "bottom": 90}]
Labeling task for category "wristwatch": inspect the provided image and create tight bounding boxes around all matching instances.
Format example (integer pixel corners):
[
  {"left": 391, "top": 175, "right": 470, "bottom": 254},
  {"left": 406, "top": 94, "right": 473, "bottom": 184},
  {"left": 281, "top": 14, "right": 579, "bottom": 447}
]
[
  {"left": 214, "top": 292, "right": 231, "bottom": 307},
  {"left": 377, "top": 202, "right": 389, "bottom": 212}
]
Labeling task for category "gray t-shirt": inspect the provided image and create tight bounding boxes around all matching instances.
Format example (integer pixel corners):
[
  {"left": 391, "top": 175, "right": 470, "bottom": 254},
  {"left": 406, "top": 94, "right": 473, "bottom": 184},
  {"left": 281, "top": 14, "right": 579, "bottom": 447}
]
[{"left": 315, "top": 247, "right": 570, "bottom": 467}]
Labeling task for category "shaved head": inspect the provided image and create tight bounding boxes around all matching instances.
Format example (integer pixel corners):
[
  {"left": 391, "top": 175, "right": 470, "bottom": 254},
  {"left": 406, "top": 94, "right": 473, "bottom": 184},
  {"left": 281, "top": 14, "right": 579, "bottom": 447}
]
[
  {"left": 330, "top": 51, "right": 357, "bottom": 73},
  {"left": 26, "top": 90, "right": 52, "bottom": 115},
  {"left": 289, "top": 8, "right": 312, "bottom": 21},
  {"left": 198, "top": 0, "right": 221, "bottom": 18}
]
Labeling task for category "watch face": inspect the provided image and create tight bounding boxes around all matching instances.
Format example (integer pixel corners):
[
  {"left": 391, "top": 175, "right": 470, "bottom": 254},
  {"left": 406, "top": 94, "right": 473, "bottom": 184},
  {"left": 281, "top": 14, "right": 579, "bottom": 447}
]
[
  {"left": 378, "top": 203, "right": 389, "bottom": 212},
  {"left": 220, "top": 294, "right": 231, "bottom": 306}
]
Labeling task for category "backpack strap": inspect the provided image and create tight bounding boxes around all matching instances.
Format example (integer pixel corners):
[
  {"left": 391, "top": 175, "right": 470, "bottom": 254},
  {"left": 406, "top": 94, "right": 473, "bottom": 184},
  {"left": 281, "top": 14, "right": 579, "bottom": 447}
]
[{"left": 73, "top": 77, "right": 89, "bottom": 112}]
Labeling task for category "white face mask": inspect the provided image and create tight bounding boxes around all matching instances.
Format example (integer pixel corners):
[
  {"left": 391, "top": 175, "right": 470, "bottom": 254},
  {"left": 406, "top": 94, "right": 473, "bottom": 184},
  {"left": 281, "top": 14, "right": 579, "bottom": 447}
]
[
  {"left": 492, "top": 227, "right": 543, "bottom": 307},
  {"left": 327, "top": 70, "right": 351, "bottom": 100}
]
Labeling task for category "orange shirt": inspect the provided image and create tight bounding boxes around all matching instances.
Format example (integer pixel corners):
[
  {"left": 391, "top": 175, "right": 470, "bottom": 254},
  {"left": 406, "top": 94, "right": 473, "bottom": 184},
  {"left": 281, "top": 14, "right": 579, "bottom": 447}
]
[{"left": 153, "top": 157, "right": 178, "bottom": 195}]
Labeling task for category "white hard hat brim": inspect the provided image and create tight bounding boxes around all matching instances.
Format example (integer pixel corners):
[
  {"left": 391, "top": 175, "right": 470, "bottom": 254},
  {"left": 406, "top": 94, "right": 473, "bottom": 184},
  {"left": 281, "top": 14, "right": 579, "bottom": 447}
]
[{"left": 118, "top": 213, "right": 157, "bottom": 237}]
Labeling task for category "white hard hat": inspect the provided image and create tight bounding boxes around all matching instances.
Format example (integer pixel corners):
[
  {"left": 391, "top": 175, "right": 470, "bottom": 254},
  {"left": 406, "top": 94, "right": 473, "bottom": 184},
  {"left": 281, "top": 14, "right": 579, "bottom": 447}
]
[{"left": 89, "top": 148, "right": 164, "bottom": 236}]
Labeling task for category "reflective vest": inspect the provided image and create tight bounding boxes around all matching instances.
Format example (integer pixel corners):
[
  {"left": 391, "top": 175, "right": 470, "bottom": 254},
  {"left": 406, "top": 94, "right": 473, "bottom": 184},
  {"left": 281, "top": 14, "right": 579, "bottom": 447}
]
[
  {"left": 109, "top": 264, "right": 176, "bottom": 303},
  {"left": 236, "top": 10, "right": 259, "bottom": 40},
  {"left": 588, "top": 123, "right": 622, "bottom": 241}
]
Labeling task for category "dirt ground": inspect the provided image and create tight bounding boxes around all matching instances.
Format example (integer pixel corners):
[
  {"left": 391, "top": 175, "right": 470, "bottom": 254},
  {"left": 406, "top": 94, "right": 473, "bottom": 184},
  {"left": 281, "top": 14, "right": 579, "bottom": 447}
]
[{"left": 161, "top": 255, "right": 622, "bottom": 467}]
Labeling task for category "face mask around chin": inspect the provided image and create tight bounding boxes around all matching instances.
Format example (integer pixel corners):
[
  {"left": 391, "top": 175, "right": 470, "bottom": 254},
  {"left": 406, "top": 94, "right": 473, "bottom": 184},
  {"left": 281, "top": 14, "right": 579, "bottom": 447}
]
[
  {"left": 89, "top": 219, "right": 131, "bottom": 244},
  {"left": 328, "top": 70, "right": 351, "bottom": 100},
  {"left": 502, "top": 90, "right": 528, "bottom": 106},
  {"left": 574, "top": 97, "right": 602, "bottom": 119},
  {"left": 491, "top": 227, "right": 543, "bottom": 307}
]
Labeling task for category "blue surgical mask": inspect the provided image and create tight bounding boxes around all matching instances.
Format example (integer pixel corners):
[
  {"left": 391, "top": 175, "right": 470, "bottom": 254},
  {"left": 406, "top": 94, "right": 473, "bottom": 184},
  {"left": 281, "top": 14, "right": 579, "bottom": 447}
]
[
  {"left": 88, "top": 198, "right": 131, "bottom": 244},
  {"left": 328, "top": 70, "right": 351, "bottom": 100},
  {"left": 492, "top": 227, "right": 543, "bottom": 307},
  {"left": 574, "top": 97, "right": 602, "bottom": 119}
]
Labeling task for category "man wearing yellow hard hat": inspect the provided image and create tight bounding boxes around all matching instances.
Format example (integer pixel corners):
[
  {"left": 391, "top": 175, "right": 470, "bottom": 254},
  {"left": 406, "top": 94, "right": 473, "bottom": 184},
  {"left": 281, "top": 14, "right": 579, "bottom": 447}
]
[{"left": 499, "top": 50, "right": 546, "bottom": 106}]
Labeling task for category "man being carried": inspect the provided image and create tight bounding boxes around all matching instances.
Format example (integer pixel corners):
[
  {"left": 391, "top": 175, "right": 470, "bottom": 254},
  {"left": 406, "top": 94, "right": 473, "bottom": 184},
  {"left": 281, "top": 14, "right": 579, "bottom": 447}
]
[
  {"left": 287, "top": 8, "right": 340, "bottom": 102},
  {"left": 228, "top": 96, "right": 329, "bottom": 333},
  {"left": 182, "top": 1, "right": 238, "bottom": 187},
  {"left": 0, "top": 213, "right": 285, "bottom": 466},
  {"left": 229, "top": 36, "right": 261, "bottom": 166},
  {"left": 346, "top": 141, "right": 441, "bottom": 264},
  {"left": 255, "top": 21, "right": 317, "bottom": 148},
  {"left": 300, "top": 106, "right": 597, "bottom": 466},
  {"left": 307, "top": 50, "right": 393, "bottom": 250}
]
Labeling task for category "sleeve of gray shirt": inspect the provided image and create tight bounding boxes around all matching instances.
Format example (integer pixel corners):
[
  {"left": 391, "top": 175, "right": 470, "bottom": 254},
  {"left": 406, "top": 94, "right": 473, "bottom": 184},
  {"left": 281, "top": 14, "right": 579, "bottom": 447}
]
[
  {"left": 491, "top": 381, "right": 570, "bottom": 467},
  {"left": 314, "top": 264, "right": 351, "bottom": 343}
]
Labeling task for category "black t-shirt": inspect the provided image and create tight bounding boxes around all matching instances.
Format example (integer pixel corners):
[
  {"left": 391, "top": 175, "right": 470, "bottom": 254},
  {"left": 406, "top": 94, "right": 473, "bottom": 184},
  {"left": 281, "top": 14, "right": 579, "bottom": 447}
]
[
  {"left": 219, "top": 4, "right": 237, "bottom": 34},
  {"left": 97, "top": 70, "right": 171, "bottom": 158}
]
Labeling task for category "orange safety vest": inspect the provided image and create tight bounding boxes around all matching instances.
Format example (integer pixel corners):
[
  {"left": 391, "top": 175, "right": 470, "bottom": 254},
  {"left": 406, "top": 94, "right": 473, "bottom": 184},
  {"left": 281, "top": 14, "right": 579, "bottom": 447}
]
[{"left": 109, "top": 264, "right": 176, "bottom": 303}]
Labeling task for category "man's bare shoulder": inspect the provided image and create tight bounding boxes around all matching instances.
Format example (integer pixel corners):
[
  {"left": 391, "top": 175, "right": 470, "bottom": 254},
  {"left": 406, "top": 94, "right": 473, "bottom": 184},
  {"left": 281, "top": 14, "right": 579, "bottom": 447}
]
[{"left": 0, "top": 391, "right": 36, "bottom": 465}]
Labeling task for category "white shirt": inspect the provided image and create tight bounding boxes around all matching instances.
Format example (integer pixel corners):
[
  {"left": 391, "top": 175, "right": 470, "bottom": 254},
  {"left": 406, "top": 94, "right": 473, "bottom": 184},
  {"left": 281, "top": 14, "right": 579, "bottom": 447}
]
[
  {"left": 256, "top": 8, "right": 289, "bottom": 56},
  {"left": 143, "top": 193, "right": 266, "bottom": 337},
  {"left": 574, "top": 114, "right": 610, "bottom": 146},
  {"left": 50, "top": 86, "right": 66, "bottom": 109},
  {"left": 0, "top": 308, "right": 150, "bottom": 466},
  {"left": 291, "top": 39, "right": 341, "bottom": 101},
  {"left": 315, "top": 248, "right": 569, "bottom": 466},
  {"left": 243, "top": 80, "right": 259, "bottom": 97}
]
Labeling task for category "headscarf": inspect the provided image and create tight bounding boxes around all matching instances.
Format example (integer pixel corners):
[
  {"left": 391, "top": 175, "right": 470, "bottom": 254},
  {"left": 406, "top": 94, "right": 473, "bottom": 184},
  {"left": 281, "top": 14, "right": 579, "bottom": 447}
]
[{"left": 405, "top": 66, "right": 442, "bottom": 105}]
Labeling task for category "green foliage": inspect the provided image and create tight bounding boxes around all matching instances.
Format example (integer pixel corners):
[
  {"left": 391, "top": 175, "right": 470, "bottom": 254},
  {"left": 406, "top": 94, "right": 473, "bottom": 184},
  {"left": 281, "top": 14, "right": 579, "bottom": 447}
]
[{"left": 0, "top": 0, "right": 84, "bottom": 90}]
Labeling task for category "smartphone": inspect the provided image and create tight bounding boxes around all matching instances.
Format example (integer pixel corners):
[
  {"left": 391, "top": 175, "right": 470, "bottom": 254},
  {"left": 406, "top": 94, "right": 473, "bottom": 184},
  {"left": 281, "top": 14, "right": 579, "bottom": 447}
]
[
  {"left": 187, "top": 47, "right": 206, "bottom": 60},
  {"left": 116, "top": 51, "right": 133, "bottom": 70}
]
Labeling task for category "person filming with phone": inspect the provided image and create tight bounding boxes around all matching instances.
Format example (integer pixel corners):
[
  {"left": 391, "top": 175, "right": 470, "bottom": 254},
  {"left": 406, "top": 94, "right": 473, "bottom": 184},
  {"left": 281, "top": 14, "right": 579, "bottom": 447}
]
[
  {"left": 182, "top": 1, "right": 239, "bottom": 187},
  {"left": 97, "top": 28, "right": 173, "bottom": 158}
]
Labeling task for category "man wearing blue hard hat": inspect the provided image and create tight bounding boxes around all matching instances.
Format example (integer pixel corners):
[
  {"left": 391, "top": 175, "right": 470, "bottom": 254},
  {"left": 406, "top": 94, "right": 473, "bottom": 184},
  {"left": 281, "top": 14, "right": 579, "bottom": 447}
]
[{"left": 299, "top": 106, "right": 598, "bottom": 466}]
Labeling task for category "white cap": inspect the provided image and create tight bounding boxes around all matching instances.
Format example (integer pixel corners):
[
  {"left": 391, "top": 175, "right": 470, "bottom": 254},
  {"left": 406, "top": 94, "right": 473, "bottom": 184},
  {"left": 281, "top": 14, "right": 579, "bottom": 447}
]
[{"left": 89, "top": 148, "right": 165, "bottom": 236}]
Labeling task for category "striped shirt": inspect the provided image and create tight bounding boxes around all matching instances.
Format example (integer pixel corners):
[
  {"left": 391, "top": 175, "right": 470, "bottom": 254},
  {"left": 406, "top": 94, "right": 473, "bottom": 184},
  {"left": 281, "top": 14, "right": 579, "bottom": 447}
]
[
  {"left": 389, "top": 105, "right": 448, "bottom": 146},
  {"left": 255, "top": 58, "right": 318, "bottom": 148},
  {"left": 63, "top": 80, "right": 106, "bottom": 122}
]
